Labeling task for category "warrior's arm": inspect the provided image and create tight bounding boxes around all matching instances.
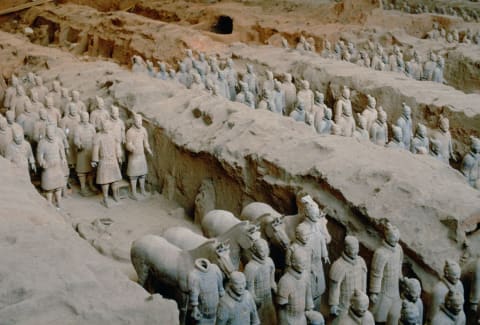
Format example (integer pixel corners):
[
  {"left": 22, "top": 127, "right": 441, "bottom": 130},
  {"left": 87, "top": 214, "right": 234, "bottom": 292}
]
[
  {"left": 143, "top": 129, "right": 152, "bottom": 154},
  {"left": 369, "top": 250, "right": 387, "bottom": 294}
]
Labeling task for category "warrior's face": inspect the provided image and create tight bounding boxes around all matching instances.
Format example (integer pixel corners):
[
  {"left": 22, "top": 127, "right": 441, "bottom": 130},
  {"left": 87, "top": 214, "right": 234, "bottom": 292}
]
[
  {"left": 345, "top": 239, "right": 359, "bottom": 259},
  {"left": 295, "top": 227, "right": 310, "bottom": 246},
  {"left": 134, "top": 114, "right": 142, "bottom": 128}
]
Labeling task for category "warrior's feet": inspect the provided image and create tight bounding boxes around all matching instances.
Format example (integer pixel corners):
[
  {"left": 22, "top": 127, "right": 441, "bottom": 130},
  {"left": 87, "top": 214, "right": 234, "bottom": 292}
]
[{"left": 101, "top": 198, "right": 111, "bottom": 208}]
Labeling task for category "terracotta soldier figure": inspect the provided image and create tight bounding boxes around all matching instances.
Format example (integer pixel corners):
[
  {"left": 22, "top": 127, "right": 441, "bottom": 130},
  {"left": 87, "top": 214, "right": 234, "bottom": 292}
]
[
  {"left": 329, "top": 235, "right": 367, "bottom": 316},
  {"left": 90, "top": 97, "right": 110, "bottom": 131},
  {"left": 11, "top": 85, "right": 30, "bottom": 118},
  {"left": 396, "top": 103, "right": 413, "bottom": 150},
  {"left": 277, "top": 248, "right": 313, "bottom": 325},
  {"left": 361, "top": 94, "right": 378, "bottom": 132},
  {"left": 290, "top": 101, "right": 307, "bottom": 123},
  {"left": 60, "top": 102, "right": 81, "bottom": 168},
  {"left": 244, "top": 238, "right": 277, "bottom": 325},
  {"left": 215, "top": 70, "right": 229, "bottom": 99},
  {"left": 263, "top": 70, "right": 275, "bottom": 93},
  {"left": 297, "top": 80, "right": 314, "bottom": 120},
  {"left": 316, "top": 107, "right": 334, "bottom": 135},
  {"left": 282, "top": 73, "right": 297, "bottom": 116},
  {"left": 332, "top": 290, "right": 375, "bottom": 325},
  {"left": 190, "top": 73, "right": 205, "bottom": 92},
  {"left": 16, "top": 99, "right": 39, "bottom": 142},
  {"left": 312, "top": 91, "right": 327, "bottom": 123},
  {"left": 45, "top": 95, "right": 61, "bottom": 127},
  {"left": 126, "top": 113, "right": 152, "bottom": 199},
  {"left": 177, "top": 62, "right": 192, "bottom": 89},
  {"left": 272, "top": 79, "right": 286, "bottom": 115},
  {"left": 5, "top": 110, "right": 21, "bottom": 139},
  {"left": 32, "top": 76, "right": 48, "bottom": 104},
  {"left": 216, "top": 271, "right": 260, "bottom": 325},
  {"left": 30, "top": 89, "right": 45, "bottom": 114},
  {"left": 399, "top": 301, "right": 421, "bottom": 325},
  {"left": 431, "top": 290, "right": 466, "bottom": 325},
  {"left": 3, "top": 75, "right": 19, "bottom": 109},
  {"left": 74, "top": 112, "right": 97, "bottom": 196},
  {"left": 338, "top": 101, "right": 355, "bottom": 137},
  {"left": 299, "top": 195, "right": 329, "bottom": 310},
  {"left": 156, "top": 62, "right": 168, "bottom": 80},
  {"left": 48, "top": 80, "right": 62, "bottom": 109},
  {"left": 461, "top": 136, "right": 480, "bottom": 189},
  {"left": 5, "top": 126, "right": 36, "bottom": 176},
  {"left": 236, "top": 81, "right": 255, "bottom": 109},
  {"left": 387, "top": 125, "right": 405, "bottom": 150},
  {"left": 434, "top": 115, "right": 454, "bottom": 165},
  {"left": 286, "top": 223, "right": 313, "bottom": 273},
  {"left": 71, "top": 90, "right": 86, "bottom": 114},
  {"left": 430, "top": 138, "right": 445, "bottom": 162},
  {"left": 110, "top": 105, "right": 126, "bottom": 163},
  {"left": 369, "top": 222, "right": 403, "bottom": 323},
  {"left": 411, "top": 123, "right": 429, "bottom": 154},
  {"left": 60, "top": 87, "right": 71, "bottom": 115},
  {"left": 386, "top": 277, "right": 423, "bottom": 325},
  {"left": 243, "top": 64, "right": 260, "bottom": 100},
  {"left": 0, "top": 115, "right": 13, "bottom": 157},
  {"left": 37, "top": 124, "right": 67, "bottom": 208},
  {"left": 257, "top": 89, "right": 276, "bottom": 112},
  {"left": 334, "top": 86, "right": 352, "bottom": 124},
  {"left": 187, "top": 258, "right": 224, "bottom": 325},
  {"left": 91, "top": 119, "right": 123, "bottom": 207},
  {"left": 428, "top": 260, "right": 464, "bottom": 323},
  {"left": 33, "top": 108, "right": 49, "bottom": 145},
  {"left": 354, "top": 114, "right": 369, "bottom": 140},
  {"left": 223, "top": 58, "right": 238, "bottom": 101}
]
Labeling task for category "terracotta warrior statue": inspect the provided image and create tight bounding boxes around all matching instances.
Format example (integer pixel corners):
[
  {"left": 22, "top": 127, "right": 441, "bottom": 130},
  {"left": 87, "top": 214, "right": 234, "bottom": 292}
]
[
  {"left": 30, "top": 89, "right": 45, "bottom": 115},
  {"left": 60, "top": 102, "right": 81, "bottom": 168},
  {"left": 312, "top": 91, "right": 327, "bottom": 123},
  {"left": 71, "top": 90, "right": 86, "bottom": 114},
  {"left": 74, "top": 112, "right": 97, "bottom": 196},
  {"left": 37, "top": 124, "right": 67, "bottom": 208},
  {"left": 386, "top": 277, "right": 423, "bottom": 325},
  {"left": 297, "top": 80, "right": 314, "bottom": 120},
  {"left": 461, "top": 136, "right": 480, "bottom": 189},
  {"left": 332, "top": 290, "right": 375, "bottom": 325},
  {"left": 5, "top": 126, "right": 35, "bottom": 176},
  {"left": 91, "top": 119, "right": 123, "bottom": 207},
  {"left": 277, "top": 248, "right": 313, "bottom": 325},
  {"left": 48, "top": 80, "right": 62, "bottom": 109},
  {"left": 399, "top": 301, "right": 420, "bottom": 325},
  {"left": 244, "top": 238, "right": 277, "bottom": 325},
  {"left": 236, "top": 81, "right": 255, "bottom": 109},
  {"left": 396, "top": 103, "right": 413, "bottom": 150},
  {"left": 187, "top": 258, "right": 225, "bottom": 325},
  {"left": 361, "top": 94, "right": 377, "bottom": 132},
  {"left": 60, "top": 87, "right": 71, "bottom": 115},
  {"left": 32, "top": 76, "right": 48, "bottom": 104},
  {"left": 45, "top": 95, "right": 61, "bottom": 127},
  {"left": 11, "top": 85, "right": 30, "bottom": 118},
  {"left": 286, "top": 223, "right": 313, "bottom": 273},
  {"left": 16, "top": 99, "right": 39, "bottom": 142},
  {"left": 182, "top": 49, "right": 194, "bottom": 72},
  {"left": 386, "top": 125, "right": 405, "bottom": 150},
  {"left": 334, "top": 86, "right": 352, "bottom": 124},
  {"left": 369, "top": 222, "right": 403, "bottom": 323},
  {"left": 290, "top": 101, "right": 306, "bottom": 123},
  {"left": 337, "top": 101, "right": 355, "bottom": 137},
  {"left": 431, "top": 290, "right": 466, "bottom": 325},
  {"left": 33, "top": 108, "right": 49, "bottom": 145},
  {"left": 5, "top": 110, "right": 21, "bottom": 139},
  {"left": 428, "top": 260, "right": 464, "bottom": 323},
  {"left": 216, "top": 271, "right": 260, "bottom": 325},
  {"left": 299, "top": 195, "right": 329, "bottom": 310},
  {"left": 354, "top": 114, "right": 369, "bottom": 140},
  {"left": 257, "top": 88, "right": 276, "bottom": 112},
  {"left": 262, "top": 70, "right": 275, "bottom": 93},
  {"left": 282, "top": 73, "right": 297, "bottom": 116},
  {"left": 223, "top": 58, "right": 238, "bottom": 101},
  {"left": 329, "top": 235, "right": 367, "bottom": 317},
  {"left": 110, "top": 105, "right": 126, "bottom": 163},
  {"left": 411, "top": 123, "right": 429, "bottom": 154},
  {"left": 126, "top": 113, "right": 152, "bottom": 199},
  {"left": 3, "top": 75, "right": 19, "bottom": 109},
  {"left": 90, "top": 96, "right": 110, "bottom": 131},
  {"left": 272, "top": 79, "right": 286, "bottom": 115},
  {"left": 315, "top": 107, "right": 334, "bottom": 135},
  {"left": 243, "top": 64, "right": 260, "bottom": 100},
  {"left": 0, "top": 115, "right": 13, "bottom": 157},
  {"left": 156, "top": 62, "right": 168, "bottom": 80},
  {"left": 434, "top": 115, "right": 454, "bottom": 165}
]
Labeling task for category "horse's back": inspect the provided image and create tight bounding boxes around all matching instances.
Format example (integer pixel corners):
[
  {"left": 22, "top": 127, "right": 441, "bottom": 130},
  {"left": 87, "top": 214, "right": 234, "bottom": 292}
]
[
  {"left": 163, "top": 226, "right": 207, "bottom": 250},
  {"left": 202, "top": 209, "right": 239, "bottom": 237},
  {"left": 240, "top": 202, "right": 281, "bottom": 222}
]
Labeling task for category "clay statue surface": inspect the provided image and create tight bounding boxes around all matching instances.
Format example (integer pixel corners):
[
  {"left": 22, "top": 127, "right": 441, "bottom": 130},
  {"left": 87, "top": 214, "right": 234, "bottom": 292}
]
[
  {"left": 282, "top": 73, "right": 297, "bottom": 116},
  {"left": 315, "top": 107, "right": 334, "bottom": 135},
  {"left": 387, "top": 125, "right": 405, "bottom": 149},
  {"left": 244, "top": 238, "right": 276, "bottom": 325},
  {"left": 361, "top": 95, "right": 378, "bottom": 132},
  {"left": 16, "top": 99, "right": 39, "bottom": 142},
  {"left": 223, "top": 58, "right": 238, "bottom": 101},
  {"left": 332, "top": 290, "right": 374, "bottom": 325},
  {"left": 337, "top": 100, "right": 355, "bottom": 137},
  {"left": 411, "top": 123, "right": 429, "bottom": 154},
  {"left": 126, "top": 113, "right": 152, "bottom": 199},
  {"left": 328, "top": 235, "right": 367, "bottom": 316},
  {"left": 461, "top": 136, "right": 480, "bottom": 189},
  {"left": 187, "top": 258, "right": 224, "bottom": 325},
  {"left": 297, "top": 80, "right": 314, "bottom": 121},
  {"left": 0, "top": 115, "right": 13, "bottom": 157},
  {"left": 434, "top": 115, "right": 454, "bottom": 165},
  {"left": 369, "top": 222, "right": 403, "bottom": 323},
  {"left": 396, "top": 103, "right": 413, "bottom": 150},
  {"left": 431, "top": 290, "right": 466, "bottom": 325},
  {"left": 91, "top": 119, "right": 122, "bottom": 207},
  {"left": 3, "top": 75, "right": 19, "bottom": 109},
  {"left": 90, "top": 96, "right": 110, "bottom": 131},
  {"left": 36, "top": 124, "right": 67, "bottom": 208},
  {"left": 243, "top": 64, "right": 260, "bottom": 100},
  {"left": 5, "top": 126, "right": 36, "bottom": 175},
  {"left": 277, "top": 248, "right": 313, "bottom": 325},
  {"left": 334, "top": 86, "right": 352, "bottom": 124},
  {"left": 427, "top": 260, "right": 464, "bottom": 323},
  {"left": 290, "top": 101, "right": 306, "bottom": 123},
  {"left": 74, "top": 112, "right": 97, "bottom": 196},
  {"left": 60, "top": 102, "right": 81, "bottom": 167},
  {"left": 216, "top": 271, "right": 260, "bottom": 325},
  {"left": 386, "top": 277, "right": 423, "bottom": 325}
]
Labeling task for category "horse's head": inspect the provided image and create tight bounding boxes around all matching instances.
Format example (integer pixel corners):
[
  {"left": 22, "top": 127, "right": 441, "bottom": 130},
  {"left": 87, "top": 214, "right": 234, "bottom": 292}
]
[
  {"left": 263, "top": 214, "right": 290, "bottom": 250},
  {"left": 214, "top": 241, "right": 236, "bottom": 276}
]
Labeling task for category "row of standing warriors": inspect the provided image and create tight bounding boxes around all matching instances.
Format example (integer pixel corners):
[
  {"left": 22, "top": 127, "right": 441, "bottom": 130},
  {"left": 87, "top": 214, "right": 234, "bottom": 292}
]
[
  {"left": 1, "top": 73, "right": 151, "bottom": 207},
  {"left": 131, "top": 194, "right": 477, "bottom": 325},
  {"left": 132, "top": 52, "right": 479, "bottom": 190}
]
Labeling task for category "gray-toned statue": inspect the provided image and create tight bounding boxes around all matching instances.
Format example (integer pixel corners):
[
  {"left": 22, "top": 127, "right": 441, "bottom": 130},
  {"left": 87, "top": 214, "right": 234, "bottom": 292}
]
[
  {"left": 461, "top": 136, "right": 480, "bottom": 189},
  {"left": 315, "top": 107, "right": 334, "bottom": 135},
  {"left": 37, "top": 124, "right": 67, "bottom": 208},
  {"left": 91, "top": 119, "right": 122, "bottom": 207},
  {"left": 434, "top": 115, "right": 454, "bottom": 165},
  {"left": 0, "top": 115, "right": 13, "bottom": 157},
  {"left": 427, "top": 260, "right": 464, "bottom": 323},
  {"left": 386, "top": 125, "right": 405, "bottom": 149},
  {"left": 126, "top": 113, "right": 152, "bottom": 199},
  {"left": 328, "top": 235, "right": 367, "bottom": 317},
  {"left": 369, "top": 222, "right": 403, "bottom": 323},
  {"left": 411, "top": 123, "right": 429, "bottom": 154},
  {"left": 332, "top": 290, "right": 374, "bottom": 325},
  {"left": 334, "top": 86, "right": 352, "bottom": 124},
  {"left": 282, "top": 73, "right": 297, "bottom": 116},
  {"left": 277, "top": 248, "right": 313, "bottom": 325},
  {"left": 5, "top": 126, "right": 36, "bottom": 176},
  {"left": 74, "top": 112, "right": 97, "bottom": 196},
  {"left": 431, "top": 290, "right": 466, "bottom": 325},
  {"left": 399, "top": 301, "right": 420, "bottom": 325},
  {"left": 396, "top": 103, "right": 413, "bottom": 150},
  {"left": 361, "top": 94, "right": 377, "bottom": 132},
  {"left": 386, "top": 277, "right": 423, "bottom": 325},
  {"left": 216, "top": 271, "right": 260, "bottom": 325},
  {"left": 244, "top": 238, "right": 277, "bottom": 325},
  {"left": 187, "top": 258, "right": 224, "bottom": 325}
]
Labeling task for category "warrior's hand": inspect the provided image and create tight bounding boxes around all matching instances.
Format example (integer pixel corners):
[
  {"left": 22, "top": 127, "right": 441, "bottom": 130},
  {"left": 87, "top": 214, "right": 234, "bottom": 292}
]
[
  {"left": 191, "top": 306, "right": 201, "bottom": 321},
  {"left": 147, "top": 148, "right": 153, "bottom": 156},
  {"left": 118, "top": 157, "right": 123, "bottom": 164},
  {"left": 369, "top": 293, "right": 378, "bottom": 304},
  {"left": 30, "top": 163, "right": 37, "bottom": 174},
  {"left": 470, "top": 303, "right": 478, "bottom": 312},
  {"left": 330, "top": 305, "right": 340, "bottom": 316},
  {"left": 91, "top": 161, "right": 98, "bottom": 168},
  {"left": 323, "top": 256, "right": 330, "bottom": 265}
]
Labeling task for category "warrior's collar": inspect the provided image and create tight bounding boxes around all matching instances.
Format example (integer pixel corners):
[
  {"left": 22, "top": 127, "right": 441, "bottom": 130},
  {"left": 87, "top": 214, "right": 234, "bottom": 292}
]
[
  {"left": 347, "top": 308, "right": 364, "bottom": 324},
  {"left": 226, "top": 287, "right": 244, "bottom": 302},
  {"left": 440, "top": 304, "right": 459, "bottom": 321},
  {"left": 342, "top": 252, "right": 357, "bottom": 265},
  {"left": 287, "top": 267, "right": 303, "bottom": 280},
  {"left": 194, "top": 258, "right": 210, "bottom": 273},
  {"left": 382, "top": 239, "right": 397, "bottom": 251},
  {"left": 251, "top": 253, "right": 266, "bottom": 264}
]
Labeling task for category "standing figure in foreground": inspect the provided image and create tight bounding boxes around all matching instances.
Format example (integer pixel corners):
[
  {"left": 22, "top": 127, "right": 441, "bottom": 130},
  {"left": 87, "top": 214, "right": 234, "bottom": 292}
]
[
  {"left": 91, "top": 119, "right": 122, "bottom": 207},
  {"left": 216, "top": 271, "right": 260, "bottom": 325},
  {"left": 37, "top": 124, "right": 67, "bottom": 208},
  {"left": 434, "top": 115, "right": 454, "bottom": 165},
  {"left": 74, "top": 112, "right": 97, "bottom": 196},
  {"left": 126, "top": 113, "right": 152, "bottom": 199},
  {"left": 244, "top": 238, "right": 277, "bottom": 325},
  {"left": 334, "top": 86, "right": 352, "bottom": 124},
  {"left": 396, "top": 103, "right": 413, "bottom": 150},
  {"left": 277, "top": 249, "right": 313, "bottom": 325},
  {"left": 329, "top": 235, "right": 367, "bottom": 317},
  {"left": 5, "top": 126, "right": 36, "bottom": 177},
  {"left": 461, "top": 136, "right": 480, "bottom": 189},
  {"left": 369, "top": 222, "right": 403, "bottom": 323}
]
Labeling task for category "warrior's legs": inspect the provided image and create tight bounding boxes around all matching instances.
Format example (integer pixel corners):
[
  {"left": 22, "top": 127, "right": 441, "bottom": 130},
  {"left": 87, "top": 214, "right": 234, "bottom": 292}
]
[
  {"left": 139, "top": 175, "right": 146, "bottom": 196},
  {"left": 54, "top": 188, "right": 62, "bottom": 209},
  {"left": 87, "top": 173, "right": 97, "bottom": 193},
  {"left": 45, "top": 191, "right": 53, "bottom": 205},
  {"left": 101, "top": 184, "right": 110, "bottom": 207},
  {"left": 130, "top": 176, "right": 139, "bottom": 200},
  {"left": 78, "top": 173, "right": 87, "bottom": 194}
]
